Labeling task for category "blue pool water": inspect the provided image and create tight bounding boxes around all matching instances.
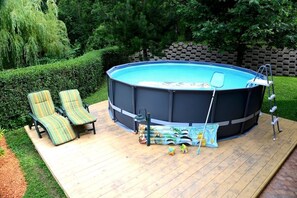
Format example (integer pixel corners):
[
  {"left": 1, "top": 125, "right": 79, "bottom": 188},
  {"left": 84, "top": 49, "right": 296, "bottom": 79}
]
[{"left": 110, "top": 63, "right": 256, "bottom": 90}]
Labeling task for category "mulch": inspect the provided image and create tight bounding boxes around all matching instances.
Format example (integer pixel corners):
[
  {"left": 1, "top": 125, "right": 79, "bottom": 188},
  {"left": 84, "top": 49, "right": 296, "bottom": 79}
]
[{"left": 0, "top": 137, "right": 27, "bottom": 198}]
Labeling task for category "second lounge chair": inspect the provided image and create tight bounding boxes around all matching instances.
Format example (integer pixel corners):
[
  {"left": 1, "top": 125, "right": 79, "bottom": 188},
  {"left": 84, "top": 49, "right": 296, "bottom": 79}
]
[{"left": 59, "top": 89, "right": 97, "bottom": 138}]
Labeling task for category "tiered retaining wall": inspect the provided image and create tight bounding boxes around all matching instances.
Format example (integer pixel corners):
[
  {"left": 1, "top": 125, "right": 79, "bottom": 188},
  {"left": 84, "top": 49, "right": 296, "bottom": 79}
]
[{"left": 131, "top": 42, "right": 297, "bottom": 76}]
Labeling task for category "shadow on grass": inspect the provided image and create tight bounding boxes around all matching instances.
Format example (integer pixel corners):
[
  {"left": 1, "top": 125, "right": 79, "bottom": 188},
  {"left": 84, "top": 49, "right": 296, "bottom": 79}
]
[{"left": 262, "top": 99, "right": 297, "bottom": 122}]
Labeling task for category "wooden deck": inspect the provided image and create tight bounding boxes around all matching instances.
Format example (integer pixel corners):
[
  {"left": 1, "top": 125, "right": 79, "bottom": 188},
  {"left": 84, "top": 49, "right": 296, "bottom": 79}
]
[{"left": 25, "top": 101, "right": 297, "bottom": 198}]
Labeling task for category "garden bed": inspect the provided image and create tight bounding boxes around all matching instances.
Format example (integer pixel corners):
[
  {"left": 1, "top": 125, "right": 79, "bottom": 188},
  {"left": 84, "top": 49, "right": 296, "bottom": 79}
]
[{"left": 0, "top": 137, "right": 27, "bottom": 198}]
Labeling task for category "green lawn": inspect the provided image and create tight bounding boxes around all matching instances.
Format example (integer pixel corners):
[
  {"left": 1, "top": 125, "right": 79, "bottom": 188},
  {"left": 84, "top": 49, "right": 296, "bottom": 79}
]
[
  {"left": 4, "top": 76, "right": 296, "bottom": 197},
  {"left": 84, "top": 77, "right": 108, "bottom": 105},
  {"left": 262, "top": 76, "right": 297, "bottom": 121}
]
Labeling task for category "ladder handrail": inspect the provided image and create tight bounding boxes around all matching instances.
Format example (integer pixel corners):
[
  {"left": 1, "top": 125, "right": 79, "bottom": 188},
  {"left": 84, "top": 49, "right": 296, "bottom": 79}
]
[
  {"left": 246, "top": 64, "right": 270, "bottom": 87},
  {"left": 251, "top": 64, "right": 282, "bottom": 140}
]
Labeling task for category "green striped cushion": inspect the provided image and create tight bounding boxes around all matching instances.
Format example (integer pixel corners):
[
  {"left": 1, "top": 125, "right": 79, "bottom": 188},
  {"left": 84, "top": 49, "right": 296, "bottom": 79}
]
[
  {"left": 59, "top": 89, "right": 83, "bottom": 111},
  {"left": 28, "top": 90, "right": 76, "bottom": 145},
  {"left": 28, "top": 90, "right": 55, "bottom": 118},
  {"left": 59, "top": 89, "right": 96, "bottom": 125},
  {"left": 64, "top": 107, "right": 96, "bottom": 125},
  {"left": 38, "top": 113, "right": 76, "bottom": 145}
]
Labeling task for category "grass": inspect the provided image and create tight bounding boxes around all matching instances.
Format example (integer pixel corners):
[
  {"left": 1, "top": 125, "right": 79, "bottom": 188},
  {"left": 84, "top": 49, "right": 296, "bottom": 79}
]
[
  {"left": 262, "top": 76, "right": 297, "bottom": 121},
  {"left": 3, "top": 76, "right": 296, "bottom": 197},
  {"left": 84, "top": 77, "right": 108, "bottom": 105},
  {"left": 5, "top": 128, "right": 66, "bottom": 198}
]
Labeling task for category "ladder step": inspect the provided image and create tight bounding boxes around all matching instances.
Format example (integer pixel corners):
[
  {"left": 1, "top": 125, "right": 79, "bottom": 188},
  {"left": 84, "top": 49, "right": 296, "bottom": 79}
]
[
  {"left": 268, "top": 94, "right": 276, "bottom": 100},
  {"left": 248, "top": 79, "right": 273, "bottom": 87},
  {"left": 271, "top": 117, "right": 279, "bottom": 125},
  {"left": 270, "top": 106, "right": 277, "bottom": 113}
]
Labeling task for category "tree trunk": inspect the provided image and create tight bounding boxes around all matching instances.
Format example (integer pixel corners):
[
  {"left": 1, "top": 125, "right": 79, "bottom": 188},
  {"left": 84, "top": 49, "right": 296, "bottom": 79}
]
[
  {"left": 142, "top": 48, "right": 149, "bottom": 61},
  {"left": 236, "top": 44, "right": 246, "bottom": 67}
]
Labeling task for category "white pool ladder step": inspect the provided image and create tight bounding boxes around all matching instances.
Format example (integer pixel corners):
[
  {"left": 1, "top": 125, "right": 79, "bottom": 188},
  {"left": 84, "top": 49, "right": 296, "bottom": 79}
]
[
  {"left": 252, "top": 64, "right": 282, "bottom": 140},
  {"left": 270, "top": 106, "right": 277, "bottom": 113},
  {"left": 268, "top": 94, "right": 275, "bottom": 100},
  {"left": 271, "top": 116, "right": 279, "bottom": 125},
  {"left": 247, "top": 79, "right": 273, "bottom": 87}
]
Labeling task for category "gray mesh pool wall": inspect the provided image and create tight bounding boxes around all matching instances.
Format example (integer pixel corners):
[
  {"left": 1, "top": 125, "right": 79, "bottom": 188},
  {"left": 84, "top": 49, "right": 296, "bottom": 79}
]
[{"left": 107, "top": 61, "right": 265, "bottom": 139}]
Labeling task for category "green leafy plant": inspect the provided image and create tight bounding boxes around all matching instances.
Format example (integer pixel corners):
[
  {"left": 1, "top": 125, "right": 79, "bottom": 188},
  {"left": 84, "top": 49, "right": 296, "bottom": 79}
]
[
  {"left": 178, "top": 0, "right": 297, "bottom": 66},
  {"left": 100, "top": 47, "right": 128, "bottom": 72},
  {"left": 0, "top": 127, "right": 5, "bottom": 156},
  {"left": 0, "top": 50, "right": 102, "bottom": 128},
  {"left": 0, "top": 0, "right": 71, "bottom": 69},
  {"left": 86, "top": 25, "right": 116, "bottom": 51},
  {"left": 107, "top": 0, "right": 179, "bottom": 60}
]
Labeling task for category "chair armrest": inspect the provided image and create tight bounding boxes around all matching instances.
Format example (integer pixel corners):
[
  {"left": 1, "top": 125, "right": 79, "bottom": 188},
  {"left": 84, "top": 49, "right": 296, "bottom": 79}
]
[
  {"left": 55, "top": 107, "right": 65, "bottom": 115},
  {"left": 28, "top": 112, "right": 39, "bottom": 130},
  {"left": 29, "top": 112, "right": 38, "bottom": 121},
  {"left": 83, "top": 102, "right": 90, "bottom": 112}
]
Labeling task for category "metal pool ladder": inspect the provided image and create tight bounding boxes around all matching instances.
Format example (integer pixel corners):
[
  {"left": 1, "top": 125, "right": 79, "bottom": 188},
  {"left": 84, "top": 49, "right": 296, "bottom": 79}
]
[{"left": 247, "top": 64, "right": 282, "bottom": 140}]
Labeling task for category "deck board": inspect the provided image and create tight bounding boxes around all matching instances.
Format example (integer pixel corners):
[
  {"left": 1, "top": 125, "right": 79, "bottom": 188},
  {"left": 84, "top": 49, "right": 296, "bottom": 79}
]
[{"left": 25, "top": 101, "right": 297, "bottom": 198}]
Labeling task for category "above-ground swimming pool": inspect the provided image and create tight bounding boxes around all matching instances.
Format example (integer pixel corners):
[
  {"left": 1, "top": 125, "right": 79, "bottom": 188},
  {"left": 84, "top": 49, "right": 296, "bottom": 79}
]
[{"left": 107, "top": 61, "right": 266, "bottom": 139}]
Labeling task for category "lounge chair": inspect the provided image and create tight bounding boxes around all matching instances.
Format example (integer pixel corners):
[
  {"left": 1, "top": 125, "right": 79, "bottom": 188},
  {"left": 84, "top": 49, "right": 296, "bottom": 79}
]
[
  {"left": 59, "top": 89, "right": 96, "bottom": 138},
  {"left": 28, "top": 90, "right": 76, "bottom": 146}
]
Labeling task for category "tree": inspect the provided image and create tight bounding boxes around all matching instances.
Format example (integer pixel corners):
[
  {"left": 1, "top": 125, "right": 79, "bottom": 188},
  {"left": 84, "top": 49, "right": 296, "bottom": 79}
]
[
  {"left": 58, "top": 0, "right": 181, "bottom": 57},
  {"left": 85, "top": 25, "right": 116, "bottom": 51},
  {"left": 178, "top": 0, "right": 297, "bottom": 66},
  {"left": 107, "top": 0, "right": 179, "bottom": 60},
  {"left": 0, "top": 0, "right": 71, "bottom": 69},
  {"left": 85, "top": 0, "right": 119, "bottom": 51},
  {"left": 58, "top": 0, "right": 98, "bottom": 54},
  {"left": 58, "top": 0, "right": 118, "bottom": 53}
]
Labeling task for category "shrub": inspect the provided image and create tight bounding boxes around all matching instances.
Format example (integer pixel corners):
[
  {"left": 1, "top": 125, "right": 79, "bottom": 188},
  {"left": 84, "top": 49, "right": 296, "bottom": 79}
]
[
  {"left": 100, "top": 47, "right": 129, "bottom": 72},
  {"left": 86, "top": 25, "right": 116, "bottom": 51},
  {"left": 0, "top": 47, "right": 126, "bottom": 129}
]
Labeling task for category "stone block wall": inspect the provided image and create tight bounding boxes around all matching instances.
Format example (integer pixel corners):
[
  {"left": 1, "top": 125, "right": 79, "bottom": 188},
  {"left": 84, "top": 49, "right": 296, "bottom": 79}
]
[{"left": 131, "top": 42, "right": 297, "bottom": 76}]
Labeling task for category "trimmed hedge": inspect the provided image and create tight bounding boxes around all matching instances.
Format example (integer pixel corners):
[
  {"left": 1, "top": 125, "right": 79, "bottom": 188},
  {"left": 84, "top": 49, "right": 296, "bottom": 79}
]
[
  {"left": 0, "top": 46, "right": 127, "bottom": 129},
  {"left": 100, "top": 47, "right": 129, "bottom": 72}
]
